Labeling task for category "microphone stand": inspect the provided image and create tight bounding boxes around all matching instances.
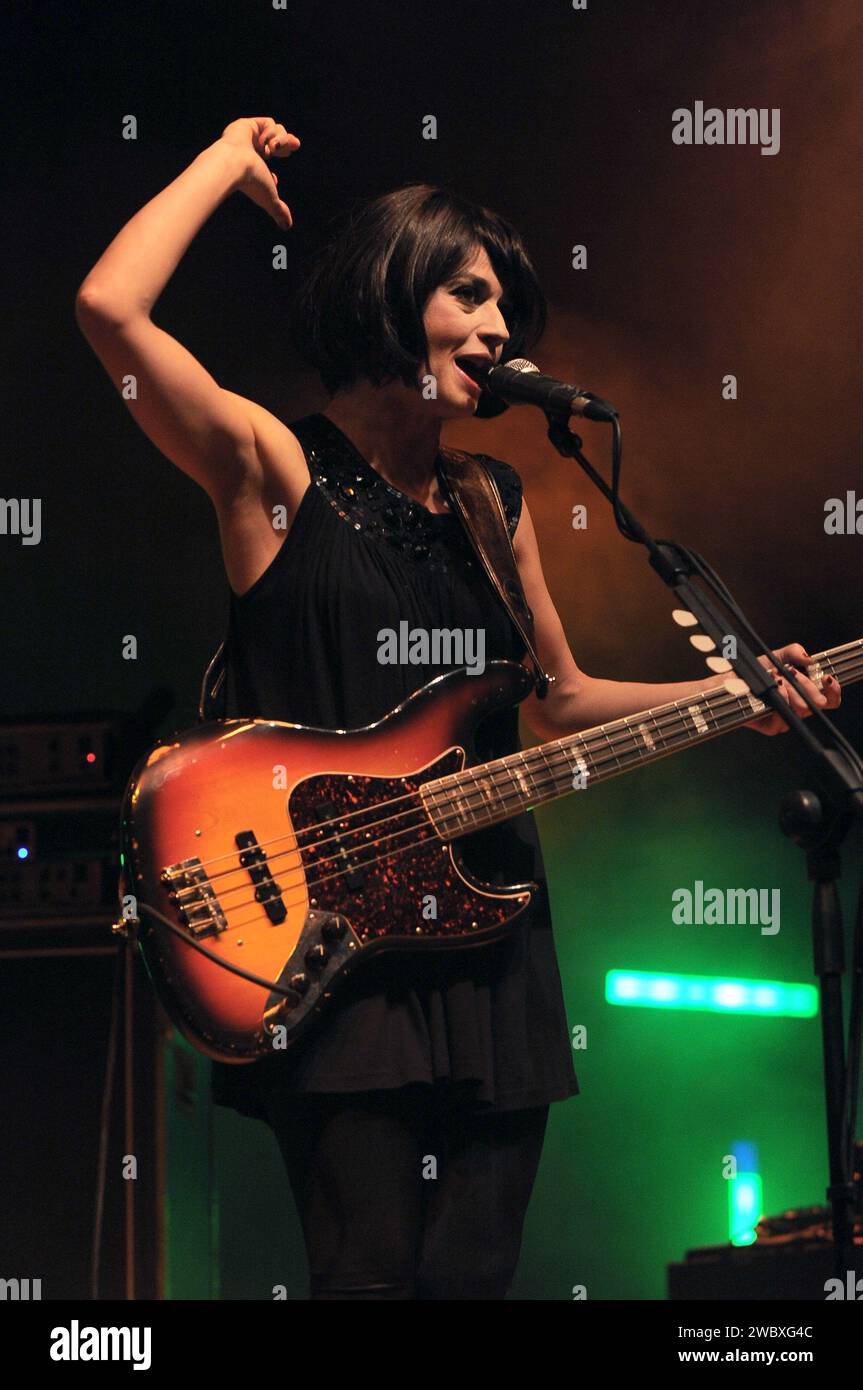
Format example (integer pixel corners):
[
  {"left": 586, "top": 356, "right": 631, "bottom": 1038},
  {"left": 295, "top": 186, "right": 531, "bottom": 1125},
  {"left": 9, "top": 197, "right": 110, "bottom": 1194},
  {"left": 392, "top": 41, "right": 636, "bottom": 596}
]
[{"left": 544, "top": 410, "right": 863, "bottom": 1280}]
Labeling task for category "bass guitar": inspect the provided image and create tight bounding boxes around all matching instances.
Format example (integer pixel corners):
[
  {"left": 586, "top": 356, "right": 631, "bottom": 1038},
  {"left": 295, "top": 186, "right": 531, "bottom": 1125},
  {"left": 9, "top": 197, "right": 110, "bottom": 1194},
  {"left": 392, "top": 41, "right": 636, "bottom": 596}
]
[{"left": 119, "top": 640, "right": 861, "bottom": 1062}]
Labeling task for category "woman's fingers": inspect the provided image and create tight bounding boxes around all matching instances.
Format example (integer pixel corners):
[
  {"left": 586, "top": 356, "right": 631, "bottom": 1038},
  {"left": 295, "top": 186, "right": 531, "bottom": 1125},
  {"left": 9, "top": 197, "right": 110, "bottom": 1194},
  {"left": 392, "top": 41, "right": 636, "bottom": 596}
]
[
  {"left": 254, "top": 119, "right": 300, "bottom": 158},
  {"left": 266, "top": 170, "right": 292, "bottom": 226},
  {"left": 268, "top": 132, "right": 301, "bottom": 158},
  {"left": 783, "top": 671, "right": 826, "bottom": 712},
  {"left": 747, "top": 644, "right": 842, "bottom": 735}
]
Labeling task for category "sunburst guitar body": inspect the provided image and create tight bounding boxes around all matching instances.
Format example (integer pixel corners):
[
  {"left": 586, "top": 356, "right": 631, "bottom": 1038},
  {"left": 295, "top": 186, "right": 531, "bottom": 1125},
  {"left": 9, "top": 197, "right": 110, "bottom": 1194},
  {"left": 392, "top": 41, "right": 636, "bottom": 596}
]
[{"left": 121, "top": 662, "right": 535, "bottom": 1063}]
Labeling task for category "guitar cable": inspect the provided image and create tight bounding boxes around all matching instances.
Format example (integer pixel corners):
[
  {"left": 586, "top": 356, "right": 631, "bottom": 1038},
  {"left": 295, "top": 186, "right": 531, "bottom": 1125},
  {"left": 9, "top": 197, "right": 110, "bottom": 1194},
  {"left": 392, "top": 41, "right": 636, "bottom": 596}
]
[{"left": 133, "top": 900, "right": 296, "bottom": 996}]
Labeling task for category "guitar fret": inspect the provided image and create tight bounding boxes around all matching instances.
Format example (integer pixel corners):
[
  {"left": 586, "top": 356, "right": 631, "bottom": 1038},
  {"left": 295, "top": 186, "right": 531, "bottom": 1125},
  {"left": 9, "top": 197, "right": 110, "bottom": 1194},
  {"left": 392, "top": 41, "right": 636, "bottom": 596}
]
[
  {"left": 682, "top": 698, "right": 706, "bottom": 737},
  {"left": 511, "top": 752, "right": 534, "bottom": 801},
  {"left": 600, "top": 726, "right": 621, "bottom": 769},
  {"left": 525, "top": 748, "right": 550, "bottom": 800},
  {"left": 648, "top": 708, "right": 668, "bottom": 752},
  {"left": 516, "top": 750, "right": 542, "bottom": 803},
  {"left": 461, "top": 772, "right": 480, "bottom": 822},
  {"left": 570, "top": 748, "right": 590, "bottom": 786},
  {"left": 420, "top": 638, "right": 863, "bottom": 839},
  {"left": 636, "top": 719, "right": 657, "bottom": 753},
  {"left": 614, "top": 718, "right": 641, "bottom": 767},
  {"left": 541, "top": 739, "right": 561, "bottom": 795},
  {"left": 471, "top": 767, "right": 495, "bottom": 821},
  {"left": 439, "top": 777, "right": 468, "bottom": 834}
]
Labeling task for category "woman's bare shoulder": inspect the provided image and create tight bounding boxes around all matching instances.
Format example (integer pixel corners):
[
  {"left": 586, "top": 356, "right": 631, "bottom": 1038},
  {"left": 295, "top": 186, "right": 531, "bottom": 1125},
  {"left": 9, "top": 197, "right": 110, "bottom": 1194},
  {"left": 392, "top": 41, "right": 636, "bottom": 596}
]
[
  {"left": 221, "top": 391, "right": 311, "bottom": 503},
  {"left": 208, "top": 394, "right": 315, "bottom": 597}
]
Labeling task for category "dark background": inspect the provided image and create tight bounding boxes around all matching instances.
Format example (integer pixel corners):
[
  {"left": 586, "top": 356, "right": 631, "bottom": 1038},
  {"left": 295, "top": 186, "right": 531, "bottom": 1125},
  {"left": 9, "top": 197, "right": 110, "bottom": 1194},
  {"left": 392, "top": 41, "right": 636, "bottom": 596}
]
[{"left": 3, "top": 0, "right": 862, "bottom": 1300}]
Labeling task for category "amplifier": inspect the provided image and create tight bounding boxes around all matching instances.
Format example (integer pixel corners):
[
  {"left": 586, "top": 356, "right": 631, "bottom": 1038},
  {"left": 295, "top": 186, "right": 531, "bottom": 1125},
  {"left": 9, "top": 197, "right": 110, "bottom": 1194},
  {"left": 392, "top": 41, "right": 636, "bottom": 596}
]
[
  {"left": 0, "top": 692, "right": 173, "bottom": 799},
  {"left": 0, "top": 798, "right": 120, "bottom": 918},
  {"left": 0, "top": 717, "right": 121, "bottom": 796},
  {"left": 0, "top": 694, "right": 173, "bottom": 921}
]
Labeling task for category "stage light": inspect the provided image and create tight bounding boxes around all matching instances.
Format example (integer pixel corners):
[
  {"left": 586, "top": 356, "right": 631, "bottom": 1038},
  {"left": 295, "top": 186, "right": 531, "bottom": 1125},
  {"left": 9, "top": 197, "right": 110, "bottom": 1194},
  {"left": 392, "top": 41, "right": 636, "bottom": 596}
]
[
  {"left": 605, "top": 970, "right": 817, "bottom": 1017},
  {"left": 729, "top": 1168, "right": 763, "bottom": 1246}
]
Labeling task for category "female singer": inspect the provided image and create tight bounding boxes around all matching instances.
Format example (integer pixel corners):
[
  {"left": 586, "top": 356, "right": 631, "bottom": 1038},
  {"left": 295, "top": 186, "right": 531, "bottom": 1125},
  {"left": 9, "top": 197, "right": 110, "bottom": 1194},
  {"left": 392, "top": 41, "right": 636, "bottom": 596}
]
[{"left": 75, "top": 116, "right": 840, "bottom": 1300}]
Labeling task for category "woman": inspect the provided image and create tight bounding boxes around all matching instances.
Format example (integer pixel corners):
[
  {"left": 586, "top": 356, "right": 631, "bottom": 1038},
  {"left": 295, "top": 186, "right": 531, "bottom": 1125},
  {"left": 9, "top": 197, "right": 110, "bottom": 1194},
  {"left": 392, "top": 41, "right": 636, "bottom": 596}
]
[{"left": 75, "top": 116, "right": 840, "bottom": 1300}]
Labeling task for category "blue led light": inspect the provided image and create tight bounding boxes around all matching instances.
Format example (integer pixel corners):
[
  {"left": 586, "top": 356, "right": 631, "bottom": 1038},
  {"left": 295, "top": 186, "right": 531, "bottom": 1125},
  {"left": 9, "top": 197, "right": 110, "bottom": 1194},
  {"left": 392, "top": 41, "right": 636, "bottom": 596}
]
[{"left": 17, "top": 846, "right": 29, "bottom": 860}]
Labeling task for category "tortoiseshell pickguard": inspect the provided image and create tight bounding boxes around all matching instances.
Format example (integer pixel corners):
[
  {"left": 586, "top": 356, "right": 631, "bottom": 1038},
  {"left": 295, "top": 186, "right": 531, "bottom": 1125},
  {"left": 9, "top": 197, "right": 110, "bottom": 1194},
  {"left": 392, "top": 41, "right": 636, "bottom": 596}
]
[{"left": 288, "top": 751, "right": 532, "bottom": 949}]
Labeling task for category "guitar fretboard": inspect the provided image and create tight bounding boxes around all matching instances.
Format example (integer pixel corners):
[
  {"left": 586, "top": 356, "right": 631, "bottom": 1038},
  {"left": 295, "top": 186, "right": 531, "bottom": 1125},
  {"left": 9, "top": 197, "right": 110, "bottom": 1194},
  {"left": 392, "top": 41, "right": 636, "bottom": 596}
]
[{"left": 421, "top": 640, "right": 863, "bottom": 840}]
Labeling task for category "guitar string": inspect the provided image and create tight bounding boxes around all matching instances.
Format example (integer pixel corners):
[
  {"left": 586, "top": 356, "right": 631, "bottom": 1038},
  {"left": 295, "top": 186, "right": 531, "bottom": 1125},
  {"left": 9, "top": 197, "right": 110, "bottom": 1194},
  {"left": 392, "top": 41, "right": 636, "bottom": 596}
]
[
  {"left": 174, "top": 643, "right": 859, "bottom": 884},
  {"left": 171, "top": 647, "right": 858, "bottom": 917},
  {"left": 174, "top": 684, "right": 755, "bottom": 905},
  {"left": 172, "top": 652, "right": 858, "bottom": 932},
  {"left": 201, "top": 671, "right": 847, "bottom": 937},
  {"left": 172, "top": 647, "right": 858, "bottom": 896}
]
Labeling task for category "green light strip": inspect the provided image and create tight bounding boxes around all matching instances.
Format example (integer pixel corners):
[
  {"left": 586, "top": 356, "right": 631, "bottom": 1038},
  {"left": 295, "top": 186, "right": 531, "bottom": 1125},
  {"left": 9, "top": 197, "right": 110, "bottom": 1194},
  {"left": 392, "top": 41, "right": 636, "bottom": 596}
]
[{"left": 606, "top": 970, "right": 817, "bottom": 1017}]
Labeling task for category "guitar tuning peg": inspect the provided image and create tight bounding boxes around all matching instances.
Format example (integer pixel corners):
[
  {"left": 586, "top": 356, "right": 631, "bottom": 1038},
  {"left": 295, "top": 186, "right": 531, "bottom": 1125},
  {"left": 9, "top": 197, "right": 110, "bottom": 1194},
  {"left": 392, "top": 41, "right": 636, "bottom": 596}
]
[
  {"left": 672, "top": 609, "right": 699, "bottom": 627},
  {"left": 689, "top": 634, "right": 716, "bottom": 652},
  {"left": 706, "top": 656, "right": 733, "bottom": 673}
]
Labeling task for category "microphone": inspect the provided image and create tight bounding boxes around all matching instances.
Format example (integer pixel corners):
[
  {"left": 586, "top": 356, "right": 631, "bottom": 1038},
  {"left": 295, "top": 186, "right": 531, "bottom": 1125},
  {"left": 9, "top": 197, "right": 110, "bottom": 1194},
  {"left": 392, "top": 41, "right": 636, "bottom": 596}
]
[{"left": 472, "top": 357, "right": 618, "bottom": 423}]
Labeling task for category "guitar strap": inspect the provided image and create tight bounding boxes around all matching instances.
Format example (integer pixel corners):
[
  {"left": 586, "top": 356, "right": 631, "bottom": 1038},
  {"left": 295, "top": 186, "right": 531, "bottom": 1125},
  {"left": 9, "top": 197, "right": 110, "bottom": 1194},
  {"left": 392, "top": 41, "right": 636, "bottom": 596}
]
[
  {"left": 437, "top": 447, "right": 553, "bottom": 698},
  {"left": 199, "top": 445, "right": 554, "bottom": 720}
]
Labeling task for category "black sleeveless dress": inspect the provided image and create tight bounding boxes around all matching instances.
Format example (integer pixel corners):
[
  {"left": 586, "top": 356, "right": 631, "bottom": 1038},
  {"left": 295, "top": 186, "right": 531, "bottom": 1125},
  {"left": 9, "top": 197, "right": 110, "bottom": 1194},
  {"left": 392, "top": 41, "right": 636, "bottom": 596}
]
[{"left": 210, "top": 412, "right": 579, "bottom": 1120}]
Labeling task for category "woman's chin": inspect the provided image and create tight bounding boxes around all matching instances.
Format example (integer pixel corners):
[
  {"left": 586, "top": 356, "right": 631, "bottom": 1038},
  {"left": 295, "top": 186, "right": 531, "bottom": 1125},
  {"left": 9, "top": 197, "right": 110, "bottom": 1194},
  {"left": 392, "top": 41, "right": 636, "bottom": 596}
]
[{"left": 442, "top": 393, "right": 479, "bottom": 418}]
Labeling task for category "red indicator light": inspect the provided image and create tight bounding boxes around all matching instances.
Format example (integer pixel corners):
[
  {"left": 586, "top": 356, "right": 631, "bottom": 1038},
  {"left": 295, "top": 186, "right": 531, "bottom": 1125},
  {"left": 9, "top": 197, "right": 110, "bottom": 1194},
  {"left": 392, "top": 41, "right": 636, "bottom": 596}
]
[{"left": 85, "top": 752, "right": 97, "bottom": 764}]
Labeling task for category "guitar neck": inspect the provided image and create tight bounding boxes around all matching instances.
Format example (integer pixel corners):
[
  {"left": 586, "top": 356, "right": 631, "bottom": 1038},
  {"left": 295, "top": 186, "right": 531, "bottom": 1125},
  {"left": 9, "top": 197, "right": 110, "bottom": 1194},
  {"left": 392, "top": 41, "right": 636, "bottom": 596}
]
[{"left": 422, "top": 639, "right": 863, "bottom": 839}]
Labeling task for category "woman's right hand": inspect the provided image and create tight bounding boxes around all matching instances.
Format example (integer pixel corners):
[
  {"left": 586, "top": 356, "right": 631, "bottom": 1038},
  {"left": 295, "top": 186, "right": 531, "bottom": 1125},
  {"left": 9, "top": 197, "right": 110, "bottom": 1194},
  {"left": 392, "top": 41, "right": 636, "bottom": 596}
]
[{"left": 220, "top": 116, "right": 300, "bottom": 230}]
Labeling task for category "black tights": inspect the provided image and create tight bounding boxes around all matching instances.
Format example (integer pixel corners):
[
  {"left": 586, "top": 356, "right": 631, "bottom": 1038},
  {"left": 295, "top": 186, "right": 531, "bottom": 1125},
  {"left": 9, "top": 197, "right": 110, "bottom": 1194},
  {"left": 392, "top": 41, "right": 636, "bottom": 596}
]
[{"left": 262, "top": 1085, "right": 549, "bottom": 1300}]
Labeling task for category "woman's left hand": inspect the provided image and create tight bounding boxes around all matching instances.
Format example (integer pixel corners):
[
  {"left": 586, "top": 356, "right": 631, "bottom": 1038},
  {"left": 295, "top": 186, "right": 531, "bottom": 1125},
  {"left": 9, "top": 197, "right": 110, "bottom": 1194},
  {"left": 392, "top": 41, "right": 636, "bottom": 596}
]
[{"left": 744, "top": 643, "right": 842, "bottom": 735}]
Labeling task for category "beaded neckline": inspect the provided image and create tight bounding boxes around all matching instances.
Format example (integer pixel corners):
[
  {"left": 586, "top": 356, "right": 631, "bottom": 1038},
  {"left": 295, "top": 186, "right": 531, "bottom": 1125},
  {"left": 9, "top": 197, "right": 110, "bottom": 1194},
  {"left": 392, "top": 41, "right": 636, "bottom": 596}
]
[
  {"left": 289, "top": 412, "right": 470, "bottom": 570},
  {"left": 309, "top": 412, "right": 458, "bottom": 521},
  {"left": 289, "top": 411, "right": 519, "bottom": 573}
]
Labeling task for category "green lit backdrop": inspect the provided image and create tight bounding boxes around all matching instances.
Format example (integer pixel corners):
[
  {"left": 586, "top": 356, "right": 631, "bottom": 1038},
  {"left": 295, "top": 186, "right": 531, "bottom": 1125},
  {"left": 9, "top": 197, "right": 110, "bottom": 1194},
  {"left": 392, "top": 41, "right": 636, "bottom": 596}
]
[{"left": 510, "top": 731, "right": 862, "bottom": 1299}]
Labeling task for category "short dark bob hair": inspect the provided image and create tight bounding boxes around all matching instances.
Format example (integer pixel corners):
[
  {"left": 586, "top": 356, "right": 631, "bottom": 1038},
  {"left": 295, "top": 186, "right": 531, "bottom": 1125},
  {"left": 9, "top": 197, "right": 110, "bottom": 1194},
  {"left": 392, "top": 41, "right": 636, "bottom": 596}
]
[{"left": 291, "top": 183, "right": 547, "bottom": 398}]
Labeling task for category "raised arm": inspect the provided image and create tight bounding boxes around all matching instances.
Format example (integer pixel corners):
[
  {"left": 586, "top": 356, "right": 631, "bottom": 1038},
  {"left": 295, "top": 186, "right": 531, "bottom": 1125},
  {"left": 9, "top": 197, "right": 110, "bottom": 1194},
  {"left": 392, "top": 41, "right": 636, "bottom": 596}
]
[{"left": 74, "top": 118, "right": 305, "bottom": 510}]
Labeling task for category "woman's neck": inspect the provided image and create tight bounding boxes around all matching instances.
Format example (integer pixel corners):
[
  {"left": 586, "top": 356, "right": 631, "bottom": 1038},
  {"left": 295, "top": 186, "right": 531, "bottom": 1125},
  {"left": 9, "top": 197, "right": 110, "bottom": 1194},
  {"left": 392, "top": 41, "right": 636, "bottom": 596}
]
[{"left": 322, "top": 382, "right": 447, "bottom": 510}]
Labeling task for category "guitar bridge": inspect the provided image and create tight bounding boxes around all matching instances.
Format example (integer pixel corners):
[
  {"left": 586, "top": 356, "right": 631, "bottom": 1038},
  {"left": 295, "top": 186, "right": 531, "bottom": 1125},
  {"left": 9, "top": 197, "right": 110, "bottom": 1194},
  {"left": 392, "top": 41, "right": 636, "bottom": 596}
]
[{"left": 161, "top": 857, "right": 228, "bottom": 939}]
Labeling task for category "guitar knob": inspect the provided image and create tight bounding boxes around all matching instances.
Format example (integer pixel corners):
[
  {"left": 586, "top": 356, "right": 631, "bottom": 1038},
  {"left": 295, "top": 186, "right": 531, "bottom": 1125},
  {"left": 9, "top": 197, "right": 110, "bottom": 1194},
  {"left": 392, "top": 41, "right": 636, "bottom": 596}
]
[
  {"left": 289, "top": 973, "right": 310, "bottom": 995},
  {"left": 305, "top": 944, "right": 329, "bottom": 970},
  {"left": 321, "top": 915, "right": 346, "bottom": 941}
]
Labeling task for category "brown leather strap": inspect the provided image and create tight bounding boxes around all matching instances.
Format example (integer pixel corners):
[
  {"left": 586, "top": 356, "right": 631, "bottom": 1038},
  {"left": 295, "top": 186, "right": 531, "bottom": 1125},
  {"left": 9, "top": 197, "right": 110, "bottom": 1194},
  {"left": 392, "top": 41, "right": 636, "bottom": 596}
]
[{"left": 438, "top": 448, "right": 554, "bottom": 698}]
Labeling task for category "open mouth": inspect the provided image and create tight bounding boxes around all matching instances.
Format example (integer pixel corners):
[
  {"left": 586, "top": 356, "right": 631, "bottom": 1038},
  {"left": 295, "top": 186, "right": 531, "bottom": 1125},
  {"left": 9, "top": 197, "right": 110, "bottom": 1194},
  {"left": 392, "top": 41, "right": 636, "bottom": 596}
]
[{"left": 454, "top": 356, "right": 490, "bottom": 393}]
